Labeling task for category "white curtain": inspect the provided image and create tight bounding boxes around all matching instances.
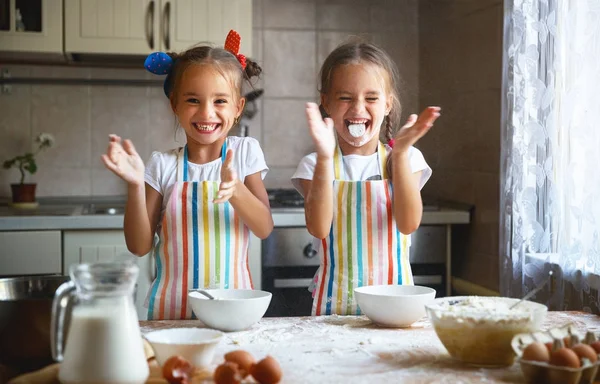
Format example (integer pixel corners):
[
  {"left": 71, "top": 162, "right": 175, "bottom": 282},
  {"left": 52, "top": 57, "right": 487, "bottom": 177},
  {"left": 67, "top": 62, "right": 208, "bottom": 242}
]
[{"left": 501, "top": 0, "right": 600, "bottom": 312}]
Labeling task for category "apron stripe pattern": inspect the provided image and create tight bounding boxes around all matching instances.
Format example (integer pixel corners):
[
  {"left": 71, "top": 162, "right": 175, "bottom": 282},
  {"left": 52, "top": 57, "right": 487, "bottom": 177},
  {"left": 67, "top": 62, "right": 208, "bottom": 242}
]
[
  {"left": 148, "top": 140, "right": 253, "bottom": 320},
  {"left": 312, "top": 142, "right": 413, "bottom": 316}
]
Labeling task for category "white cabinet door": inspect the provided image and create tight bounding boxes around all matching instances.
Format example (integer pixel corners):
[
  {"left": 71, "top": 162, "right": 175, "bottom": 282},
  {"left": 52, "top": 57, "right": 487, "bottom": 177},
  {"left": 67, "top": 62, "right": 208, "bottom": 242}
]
[
  {"left": 0, "top": 231, "right": 62, "bottom": 275},
  {"left": 63, "top": 230, "right": 154, "bottom": 320},
  {"left": 164, "top": 0, "right": 252, "bottom": 54},
  {"left": 64, "top": 0, "right": 160, "bottom": 54},
  {"left": 0, "top": 0, "right": 63, "bottom": 53}
]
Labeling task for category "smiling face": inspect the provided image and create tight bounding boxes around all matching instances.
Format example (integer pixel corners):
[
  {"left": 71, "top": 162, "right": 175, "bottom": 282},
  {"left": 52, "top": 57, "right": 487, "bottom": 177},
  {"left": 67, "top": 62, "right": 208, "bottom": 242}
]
[
  {"left": 321, "top": 63, "right": 392, "bottom": 153},
  {"left": 171, "top": 64, "right": 245, "bottom": 147}
]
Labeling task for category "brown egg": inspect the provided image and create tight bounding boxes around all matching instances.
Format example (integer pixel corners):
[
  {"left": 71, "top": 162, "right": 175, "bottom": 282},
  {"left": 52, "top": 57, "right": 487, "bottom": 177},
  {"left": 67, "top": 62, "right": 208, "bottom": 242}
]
[
  {"left": 550, "top": 348, "right": 581, "bottom": 368},
  {"left": 545, "top": 341, "right": 554, "bottom": 352},
  {"left": 214, "top": 362, "right": 242, "bottom": 384},
  {"left": 590, "top": 341, "right": 600, "bottom": 354},
  {"left": 224, "top": 350, "right": 256, "bottom": 377},
  {"left": 162, "top": 355, "right": 194, "bottom": 384},
  {"left": 522, "top": 342, "right": 551, "bottom": 363},
  {"left": 571, "top": 343, "right": 598, "bottom": 363},
  {"left": 250, "top": 356, "right": 283, "bottom": 384}
]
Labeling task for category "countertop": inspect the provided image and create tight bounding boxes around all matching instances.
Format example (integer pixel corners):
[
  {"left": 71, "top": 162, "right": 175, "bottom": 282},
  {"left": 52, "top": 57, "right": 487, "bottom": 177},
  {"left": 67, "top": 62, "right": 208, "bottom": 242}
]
[
  {"left": 139, "top": 311, "right": 600, "bottom": 384},
  {"left": 0, "top": 196, "right": 471, "bottom": 231}
]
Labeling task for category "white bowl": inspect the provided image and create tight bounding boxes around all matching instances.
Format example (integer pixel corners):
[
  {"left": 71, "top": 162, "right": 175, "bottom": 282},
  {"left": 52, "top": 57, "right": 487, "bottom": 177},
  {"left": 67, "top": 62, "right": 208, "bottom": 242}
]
[
  {"left": 188, "top": 289, "right": 272, "bottom": 332},
  {"left": 144, "top": 328, "right": 223, "bottom": 368},
  {"left": 354, "top": 285, "right": 436, "bottom": 327}
]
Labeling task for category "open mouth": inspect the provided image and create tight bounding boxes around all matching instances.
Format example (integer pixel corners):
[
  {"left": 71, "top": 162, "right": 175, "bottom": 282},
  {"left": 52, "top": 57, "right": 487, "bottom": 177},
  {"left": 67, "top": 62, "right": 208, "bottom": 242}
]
[
  {"left": 345, "top": 119, "right": 371, "bottom": 138},
  {"left": 192, "top": 122, "right": 220, "bottom": 134}
]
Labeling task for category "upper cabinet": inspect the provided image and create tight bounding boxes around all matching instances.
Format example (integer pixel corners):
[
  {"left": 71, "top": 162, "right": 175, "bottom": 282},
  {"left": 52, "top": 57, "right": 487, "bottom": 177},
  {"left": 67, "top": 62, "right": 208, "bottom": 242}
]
[
  {"left": 64, "top": 0, "right": 252, "bottom": 56},
  {"left": 0, "top": 0, "right": 63, "bottom": 53}
]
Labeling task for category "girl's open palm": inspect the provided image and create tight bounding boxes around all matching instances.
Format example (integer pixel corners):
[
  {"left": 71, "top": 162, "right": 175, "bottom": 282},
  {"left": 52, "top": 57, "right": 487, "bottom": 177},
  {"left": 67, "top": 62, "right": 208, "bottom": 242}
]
[
  {"left": 101, "top": 134, "right": 145, "bottom": 186},
  {"left": 306, "top": 102, "right": 336, "bottom": 159},
  {"left": 214, "top": 149, "right": 238, "bottom": 204},
  {"left": 392, "top": 106, "right": 441, "bottom": 154}
]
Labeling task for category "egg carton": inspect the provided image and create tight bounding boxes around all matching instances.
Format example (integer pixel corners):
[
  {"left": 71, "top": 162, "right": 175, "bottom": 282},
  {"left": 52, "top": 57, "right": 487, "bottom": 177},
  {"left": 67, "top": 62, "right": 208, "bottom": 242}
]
[{"left": 511, "top": 323, "right": 600, "bottom": 384}]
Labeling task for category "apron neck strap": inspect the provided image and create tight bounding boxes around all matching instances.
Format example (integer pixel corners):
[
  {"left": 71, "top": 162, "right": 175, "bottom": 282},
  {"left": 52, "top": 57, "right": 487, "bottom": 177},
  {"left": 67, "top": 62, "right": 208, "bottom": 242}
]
[
  {"left": 176, "top": 139, "right": 228, "bottom": 182},
  {"left": 333, "top": 141, "right": 388, "bottom": 180}
]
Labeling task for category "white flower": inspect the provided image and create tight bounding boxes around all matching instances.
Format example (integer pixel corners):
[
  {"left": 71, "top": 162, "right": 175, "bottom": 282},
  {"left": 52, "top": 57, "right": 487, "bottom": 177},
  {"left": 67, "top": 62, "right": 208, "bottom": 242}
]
[{"left": 35, "top": 133, "right": 55, "bottom": 149}]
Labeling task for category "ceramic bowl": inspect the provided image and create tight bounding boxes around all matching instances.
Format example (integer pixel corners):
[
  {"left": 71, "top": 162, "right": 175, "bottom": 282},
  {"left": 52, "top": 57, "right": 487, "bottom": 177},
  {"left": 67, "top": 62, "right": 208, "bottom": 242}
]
[
  {"left": 188, "top": 289, "right": 272, "bottom": 332},
  {"left": 354, "top": 285, "right": 436, "bottom": 327},
  {"left": 425, "top": 296, "right": 547, "bottom": 367},
  {"left": 144, "top": 328, "right": 223, "bottom": 368}
]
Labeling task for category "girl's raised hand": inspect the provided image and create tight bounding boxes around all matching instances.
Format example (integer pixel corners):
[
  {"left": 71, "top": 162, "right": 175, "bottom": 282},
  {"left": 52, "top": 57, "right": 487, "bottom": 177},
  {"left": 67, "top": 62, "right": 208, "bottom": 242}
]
[
  {"left": 101, "top": 134, "right": 145, "bottom": 186},
  {"left": 305, "top": 102, "right": 336, "bottom": 159},
  {"left": 214, "top": 149, "right": 238, "bottom": 204},
  {"left": 392, "top": 106, "right": 441, "bottom": 154}
]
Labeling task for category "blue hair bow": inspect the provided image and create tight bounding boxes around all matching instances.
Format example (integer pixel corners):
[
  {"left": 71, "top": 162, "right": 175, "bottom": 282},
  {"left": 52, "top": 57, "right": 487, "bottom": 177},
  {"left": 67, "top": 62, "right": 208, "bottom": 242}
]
[{"left": 144, "top": 52, "right": 175, "bottom": 98}]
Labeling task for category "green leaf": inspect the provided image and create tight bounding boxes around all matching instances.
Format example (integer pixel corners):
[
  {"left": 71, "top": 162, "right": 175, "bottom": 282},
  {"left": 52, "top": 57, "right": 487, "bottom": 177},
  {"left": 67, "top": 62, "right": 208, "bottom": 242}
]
[{"left": 24, "top": 162, "right": 37, "bottom": 174}]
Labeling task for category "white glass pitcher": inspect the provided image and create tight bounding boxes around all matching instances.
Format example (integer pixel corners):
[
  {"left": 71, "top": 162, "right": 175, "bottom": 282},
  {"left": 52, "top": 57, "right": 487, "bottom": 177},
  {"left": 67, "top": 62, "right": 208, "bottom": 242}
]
[{"left": 51, "top": 261, "right": 149, "bottom": 384}]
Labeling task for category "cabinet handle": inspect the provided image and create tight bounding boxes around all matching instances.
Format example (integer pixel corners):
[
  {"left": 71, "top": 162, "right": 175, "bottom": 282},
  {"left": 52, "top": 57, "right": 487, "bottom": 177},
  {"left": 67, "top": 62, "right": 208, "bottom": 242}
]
[
  {"left": 162, "top": 2, "right": 171, "bottom": 50},
  {"left": 146, "top": 1, "right": 155, "bottom": 50}
]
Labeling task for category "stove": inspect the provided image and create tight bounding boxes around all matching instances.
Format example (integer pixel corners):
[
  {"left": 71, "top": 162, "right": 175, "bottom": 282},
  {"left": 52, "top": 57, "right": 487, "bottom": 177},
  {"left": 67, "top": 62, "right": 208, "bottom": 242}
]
[{"left": 267, "top": 189, "right": 305, "bottom": 209}]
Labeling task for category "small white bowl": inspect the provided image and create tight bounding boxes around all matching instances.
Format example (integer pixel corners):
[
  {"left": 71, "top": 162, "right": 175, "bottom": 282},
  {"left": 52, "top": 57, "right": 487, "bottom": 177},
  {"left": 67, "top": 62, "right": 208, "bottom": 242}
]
[
  {"left": 144, "top": 328, "right": 223, "bottom": 368},
  {"left": 188, "top": 289, "right": 272, "bottom": 332},
  {"left": 354, "top": 285, "right": 436, "bottom": 327}
]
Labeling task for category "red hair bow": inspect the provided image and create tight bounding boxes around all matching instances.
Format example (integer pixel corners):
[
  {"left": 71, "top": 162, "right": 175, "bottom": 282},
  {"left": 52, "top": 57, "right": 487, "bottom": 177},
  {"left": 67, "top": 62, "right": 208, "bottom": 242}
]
[{"left": 224, "top": 30, "right": 247, "bottom": 69}]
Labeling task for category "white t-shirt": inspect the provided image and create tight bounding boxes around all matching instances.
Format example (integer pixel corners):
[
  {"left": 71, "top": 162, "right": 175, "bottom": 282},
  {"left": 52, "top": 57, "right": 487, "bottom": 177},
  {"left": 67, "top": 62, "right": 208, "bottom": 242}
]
[
  {"left": 144, "top": 136, "right": 268, "bottom": 216},
  {"left": 291, "top": 144, "right": 431, "bottom": 195}
]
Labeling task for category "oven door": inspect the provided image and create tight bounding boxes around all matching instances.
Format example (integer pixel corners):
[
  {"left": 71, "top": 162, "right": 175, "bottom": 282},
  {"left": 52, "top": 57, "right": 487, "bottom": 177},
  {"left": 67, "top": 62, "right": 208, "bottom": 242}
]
[{"left": 262, "top": 227, "right": 319, "bottom": 317}]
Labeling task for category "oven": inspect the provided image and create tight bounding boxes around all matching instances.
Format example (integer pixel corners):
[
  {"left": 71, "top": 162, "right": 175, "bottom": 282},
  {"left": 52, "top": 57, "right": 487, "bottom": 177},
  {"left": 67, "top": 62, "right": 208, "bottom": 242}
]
[{"left": 262, "top": 227, "right": 319, "bottom": 317}]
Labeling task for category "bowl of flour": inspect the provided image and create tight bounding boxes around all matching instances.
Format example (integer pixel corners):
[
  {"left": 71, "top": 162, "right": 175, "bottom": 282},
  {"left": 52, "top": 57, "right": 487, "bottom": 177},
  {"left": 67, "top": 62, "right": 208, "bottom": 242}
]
[{"left": 425, "top": 296, "right": 547, "bottom": 367}]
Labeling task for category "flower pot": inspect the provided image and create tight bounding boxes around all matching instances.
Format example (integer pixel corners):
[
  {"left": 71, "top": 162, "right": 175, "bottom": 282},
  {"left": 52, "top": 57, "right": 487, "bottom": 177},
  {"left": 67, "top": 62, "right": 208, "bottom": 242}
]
[{"left": 10, "top": 184, "right": 37, "bottom": 204}]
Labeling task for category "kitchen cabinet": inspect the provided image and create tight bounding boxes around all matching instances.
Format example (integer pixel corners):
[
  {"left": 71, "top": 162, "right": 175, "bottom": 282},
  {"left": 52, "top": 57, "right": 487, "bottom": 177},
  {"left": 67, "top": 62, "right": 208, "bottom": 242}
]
[
  {"left": 0, "top": 0, "right": 63, "bottom": 53},
  {"left": 0, "top": 230, "right": 62, "bottom": 275},
  {"left": 64, "top": 0, "right": 252, "bottom": 56},
  {"left": 62, "top": 230, "right": 153, "bottom": 320}
]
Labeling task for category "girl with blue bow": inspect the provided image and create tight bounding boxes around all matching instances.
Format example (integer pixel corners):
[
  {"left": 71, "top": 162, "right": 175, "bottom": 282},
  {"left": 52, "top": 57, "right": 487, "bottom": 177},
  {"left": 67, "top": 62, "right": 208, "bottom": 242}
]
[{"left": 101, "top": 31, "right": 273, "bottom": 320}]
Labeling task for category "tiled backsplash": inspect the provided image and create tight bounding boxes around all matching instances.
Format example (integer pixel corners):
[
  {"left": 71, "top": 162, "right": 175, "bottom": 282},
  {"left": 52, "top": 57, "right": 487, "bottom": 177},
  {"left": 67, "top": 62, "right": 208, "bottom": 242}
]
[{"left": 0, "top": 0, "right": 419, "bottom": 196}]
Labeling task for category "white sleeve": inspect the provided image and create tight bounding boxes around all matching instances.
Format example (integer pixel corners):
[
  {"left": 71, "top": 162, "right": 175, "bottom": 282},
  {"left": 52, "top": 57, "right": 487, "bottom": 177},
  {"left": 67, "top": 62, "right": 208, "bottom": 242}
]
[
  {"left": 239, "top": 137, "right": 268, "bottom": 180},
  {"left": 291, "top": 153, "right": 318, "bottom": 197},
  {"left": 144, "top": 151, "right": 164, "bottom": 195},
  {"left": 408, "top": 146, "right": 432, "bottom": 190}
]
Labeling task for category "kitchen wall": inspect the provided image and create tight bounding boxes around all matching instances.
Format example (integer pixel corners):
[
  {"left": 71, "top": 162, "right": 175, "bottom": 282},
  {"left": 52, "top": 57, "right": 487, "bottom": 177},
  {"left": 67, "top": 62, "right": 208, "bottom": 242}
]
[
  {"left": 0, "top": 0, "right": 418, "bottom": 196},
  {"left": 418, "top": 0, "right": 503, "bottom": 292}
]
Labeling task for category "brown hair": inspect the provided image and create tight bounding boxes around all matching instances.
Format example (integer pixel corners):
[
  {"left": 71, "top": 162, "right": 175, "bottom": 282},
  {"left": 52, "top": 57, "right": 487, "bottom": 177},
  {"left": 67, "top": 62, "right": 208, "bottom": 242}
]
[
  {"left": 319, "top": 40, "right": 402, "bottom": 142},
  {"left": 165, "top": 45, "right": 262, "bottom": 106}
]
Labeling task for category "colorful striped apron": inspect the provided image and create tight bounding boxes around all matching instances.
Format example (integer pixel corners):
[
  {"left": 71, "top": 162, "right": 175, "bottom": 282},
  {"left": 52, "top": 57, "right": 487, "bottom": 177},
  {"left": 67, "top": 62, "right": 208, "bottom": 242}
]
[
  {"left": 147, "top": 140, "right": 253, "bottom": 320},
  {"left": 312, "top": 142, "right": 413, "bottom": 316}
]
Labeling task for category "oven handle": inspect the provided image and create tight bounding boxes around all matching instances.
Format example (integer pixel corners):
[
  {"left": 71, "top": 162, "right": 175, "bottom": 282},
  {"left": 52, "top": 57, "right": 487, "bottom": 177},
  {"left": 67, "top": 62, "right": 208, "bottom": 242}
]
[{"left": 273, "top": 278, "right": 313, "bottom": 289}]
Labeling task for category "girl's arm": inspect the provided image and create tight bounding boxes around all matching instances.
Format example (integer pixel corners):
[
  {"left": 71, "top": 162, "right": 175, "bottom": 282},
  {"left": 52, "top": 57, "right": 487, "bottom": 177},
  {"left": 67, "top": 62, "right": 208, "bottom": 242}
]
[
  {"left": 229, "top": 172, "right": 274, "bottom": 239},
  {"left": 101, "top": 134, "right": 160, "bottom": 256},
  {"left": 301, "top": 103, "right": 337, "bottom": 239},
  {"left": 123, "top": 183, "right": 162, "bottom": 255},
  {"left": 300, "top": 156, "right": 334, "bottom": 239},
  {"left": 391, "top": 153, "right": 424, "bottom": 234},
  {"left": 214, "top": 150, "right": 273, "bottom": 239},
  {"left": 389, "top": 107, "right": 441, "bottom": 235}
]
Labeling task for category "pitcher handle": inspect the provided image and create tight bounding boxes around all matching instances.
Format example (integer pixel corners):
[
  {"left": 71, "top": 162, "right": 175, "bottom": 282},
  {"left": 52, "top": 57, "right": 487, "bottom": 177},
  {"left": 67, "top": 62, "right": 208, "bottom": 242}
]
[{"left": 51, "top": 280, "right": 76, "bottom": 362}]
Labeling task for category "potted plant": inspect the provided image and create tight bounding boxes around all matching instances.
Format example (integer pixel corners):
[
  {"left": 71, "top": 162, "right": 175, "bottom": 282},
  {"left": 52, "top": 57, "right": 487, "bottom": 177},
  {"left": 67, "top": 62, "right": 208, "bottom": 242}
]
[{"left": 3, "top": 133, "right": 55, "bottom": 206}]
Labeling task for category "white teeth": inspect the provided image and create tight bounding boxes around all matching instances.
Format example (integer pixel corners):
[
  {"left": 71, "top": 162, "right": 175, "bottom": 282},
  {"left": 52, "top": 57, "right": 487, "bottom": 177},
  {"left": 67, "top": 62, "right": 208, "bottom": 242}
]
[
  {"left": 348, "top": 123, "right": 366, "bottom": 138},
  {"left": 195, "top": 124, "right": 217, "bottom": 131}
]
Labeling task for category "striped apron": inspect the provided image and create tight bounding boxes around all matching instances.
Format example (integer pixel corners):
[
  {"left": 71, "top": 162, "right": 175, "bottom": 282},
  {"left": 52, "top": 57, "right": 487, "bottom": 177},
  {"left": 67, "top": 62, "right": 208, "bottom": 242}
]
[
  {"left": 147, "top": 140, "right": 253, "bottom": 320},
  {"left": 312, "top": 142, "right": 413, "bottom": 316}
]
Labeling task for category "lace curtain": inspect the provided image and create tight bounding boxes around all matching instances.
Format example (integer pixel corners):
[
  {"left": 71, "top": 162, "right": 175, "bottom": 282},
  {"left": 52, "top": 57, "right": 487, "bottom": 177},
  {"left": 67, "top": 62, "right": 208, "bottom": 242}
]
[{"left": 500, "top": 0, "right": 600, "bottom": 312}]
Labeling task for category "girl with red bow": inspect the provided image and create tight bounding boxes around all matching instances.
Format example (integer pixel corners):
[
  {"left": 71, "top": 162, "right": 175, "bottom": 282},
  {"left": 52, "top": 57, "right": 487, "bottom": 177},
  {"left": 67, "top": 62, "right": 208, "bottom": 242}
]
[{"left": 102, "top": 31, "right": 273, "bottom": 320}]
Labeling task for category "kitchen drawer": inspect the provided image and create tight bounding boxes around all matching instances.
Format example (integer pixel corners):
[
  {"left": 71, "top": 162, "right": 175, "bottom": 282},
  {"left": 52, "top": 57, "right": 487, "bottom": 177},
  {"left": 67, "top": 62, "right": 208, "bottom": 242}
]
[{"left": 0, "top": 231, "right": 61, "bottom": 276}]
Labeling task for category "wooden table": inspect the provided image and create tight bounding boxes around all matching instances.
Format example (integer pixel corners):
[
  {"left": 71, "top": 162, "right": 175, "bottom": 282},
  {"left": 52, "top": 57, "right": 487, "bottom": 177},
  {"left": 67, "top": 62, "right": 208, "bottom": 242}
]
[{"left": 140, "top": 312, "right": 600, "bottom": 384}]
